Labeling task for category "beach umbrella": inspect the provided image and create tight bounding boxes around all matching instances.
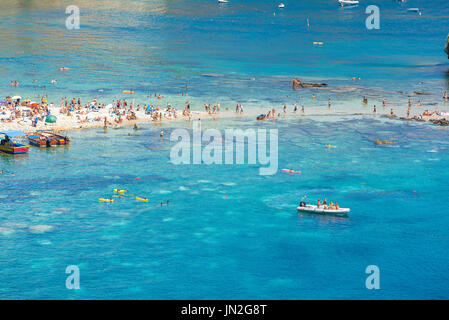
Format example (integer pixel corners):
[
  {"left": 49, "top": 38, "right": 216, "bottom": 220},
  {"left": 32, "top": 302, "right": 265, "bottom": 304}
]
[
  {"left": 11, "top": 96, "right": 22, "bottom": 100},
  {"left": 45, "top": 115, "right": 57, "bottom": 123}
]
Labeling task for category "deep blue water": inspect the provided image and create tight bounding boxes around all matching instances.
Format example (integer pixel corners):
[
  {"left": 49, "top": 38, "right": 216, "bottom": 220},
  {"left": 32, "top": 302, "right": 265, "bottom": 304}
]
[{"left": 1, "top": 0, "right": 449, "bottom": 299}]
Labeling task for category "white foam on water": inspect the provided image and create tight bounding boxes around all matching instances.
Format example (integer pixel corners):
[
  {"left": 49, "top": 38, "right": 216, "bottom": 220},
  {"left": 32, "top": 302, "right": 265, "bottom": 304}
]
[
  {"left": 0, "top": 227, "right": 15, "bottom": 236},
  {"left": 51, "top": 207, "right": 70, "bottom": 214},
  {"left": 2, "top": 222, "right": 27, "bottom": 229},
  {"left": 178, "top": 186, "right": 189, "bottom": 191},
  {"left": 163, "top": 218, "right": 174, "bottom": 222},
  {"left": 29, "top": 191, "right": 40, "bottom": 196},
  {"left": 28, "top": 225, "right": 54, "bottom": 234},
  {"left": 197, "top": 180, "right": 211, "bottom": 183},
  {"left": 158, "top": 190, "right": 172, "bottom": 194},
  {"left": 35, "top": 212, "right": 51, "bottom": 217},
  {"left": 101, "top": 234, "right": 120, "bottom": 240},
  {"left": 221, "top": 182, "right": 236, "bottom": 186}
]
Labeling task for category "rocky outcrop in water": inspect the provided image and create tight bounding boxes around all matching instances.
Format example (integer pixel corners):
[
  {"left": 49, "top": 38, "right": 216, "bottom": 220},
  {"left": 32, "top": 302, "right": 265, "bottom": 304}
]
[
  {"left": 431, "top": 119, "right": 449, "bottom": 126},
  {"left": 292, "top": 78, "right": 328, "bottom": 89},
  {"left": 374, "top": 139, "right": 396, "bottom": 145},
  {"left": 445, "top": 34, "right": 449, "bottom": 59}
]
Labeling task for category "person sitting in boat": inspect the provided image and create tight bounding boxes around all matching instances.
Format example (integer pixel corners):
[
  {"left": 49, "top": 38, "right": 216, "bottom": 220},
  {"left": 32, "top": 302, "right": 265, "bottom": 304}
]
[
  {"left": 335, "top": 202, "right": 340, "bottom": 210},
  {"left": 317, "top": 199, "right": 321, "bottom": 207},
  {"left": 299, "top": 201, "right": 306, "bottom": 207},
  {"left": 2, "top": 136, "right": 11, "bottom": 147},
  {"left": 322, "top": 198, "right": 328, "bottom": 209}
]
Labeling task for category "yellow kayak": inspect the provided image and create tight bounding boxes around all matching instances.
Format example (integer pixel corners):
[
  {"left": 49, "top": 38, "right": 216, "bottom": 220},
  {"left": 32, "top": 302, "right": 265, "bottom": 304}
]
[
  {"left": 136, "top": 197, "right": 148, "bottom": 202},
  {"left": 99, "top": 198, "right": 114, "bottom": 202},
  {"left": 113, "top": 188, "right": 127, "bottom": 194}
]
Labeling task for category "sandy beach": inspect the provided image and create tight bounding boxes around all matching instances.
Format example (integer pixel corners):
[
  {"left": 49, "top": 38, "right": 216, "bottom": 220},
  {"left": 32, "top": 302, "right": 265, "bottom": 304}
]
[{"left": 2, "top": 90, "right": 449, "bottom": 135}]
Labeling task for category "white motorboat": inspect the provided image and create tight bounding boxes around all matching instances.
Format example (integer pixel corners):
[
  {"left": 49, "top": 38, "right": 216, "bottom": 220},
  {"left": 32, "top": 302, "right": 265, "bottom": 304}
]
[
  {"left": 297, "top": 204, "right": 350, "bottom": 215},
  {"left": 338, "top": 0, "right": 359, "bottom": 6},
  {"left": 218, "top": 0, "right": 229, "bottom": 3},
  {"left": 278, "top": 3, "right": 285, "bottom": 8}
]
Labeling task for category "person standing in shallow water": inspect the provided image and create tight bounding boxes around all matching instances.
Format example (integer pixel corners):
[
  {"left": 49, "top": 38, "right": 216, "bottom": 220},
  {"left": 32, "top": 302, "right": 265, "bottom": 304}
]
[{"left": 373, "top": 105, "right": 376, "bottom": 114}]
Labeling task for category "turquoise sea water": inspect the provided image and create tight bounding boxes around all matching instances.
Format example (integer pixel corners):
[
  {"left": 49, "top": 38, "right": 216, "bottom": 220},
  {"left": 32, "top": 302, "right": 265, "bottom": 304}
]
[{"left": 1, "top": 0, "right": 449, "bottom": 299}]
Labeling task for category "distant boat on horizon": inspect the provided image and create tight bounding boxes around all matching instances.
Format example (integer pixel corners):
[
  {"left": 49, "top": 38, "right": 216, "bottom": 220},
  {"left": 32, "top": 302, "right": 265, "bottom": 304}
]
[
  {"left": 338, "top": 0, "right": 359, "bottom": 6},
  {"left": 218, "top": 0, "right": 229, "bottom": 3},
  {"left": 278, "top": 3, "right": 285, "bottom": 8}
]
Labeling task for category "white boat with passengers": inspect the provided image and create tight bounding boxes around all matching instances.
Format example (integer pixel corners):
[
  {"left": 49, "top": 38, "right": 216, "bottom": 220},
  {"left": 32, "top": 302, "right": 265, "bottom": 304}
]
[{"left": 297, "top": 201, "right": 350, "bottom": 215}]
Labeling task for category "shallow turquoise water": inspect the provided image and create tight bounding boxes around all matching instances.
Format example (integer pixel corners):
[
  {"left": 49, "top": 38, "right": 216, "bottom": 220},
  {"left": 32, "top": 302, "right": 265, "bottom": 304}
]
[
  {"left": 1, "top": 116, "right": 449, "bottom": 299},
  {"left": 1, "top": 0, "right": 449, "bottom": 299}
]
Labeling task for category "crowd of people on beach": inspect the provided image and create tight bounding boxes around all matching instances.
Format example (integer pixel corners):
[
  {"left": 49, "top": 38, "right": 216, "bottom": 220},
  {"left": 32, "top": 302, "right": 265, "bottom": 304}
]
[
  {"left": 0, "top": 93, "right": 197, "bottom": 130},
  {"left": 1, "top": 87, "right": 449, "bottom": 131}
]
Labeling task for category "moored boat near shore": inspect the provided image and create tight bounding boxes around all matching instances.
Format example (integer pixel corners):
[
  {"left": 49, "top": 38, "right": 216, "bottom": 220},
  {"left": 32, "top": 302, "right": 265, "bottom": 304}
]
[
  {"left": 0, "top": 130, "right": 29, "bottom": 154},
  {"left": 40, "top": 131, "right": 71, "bottom": 145},
  {"left": 27, "top": 132, "right": 56, "bottom": 148}
]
